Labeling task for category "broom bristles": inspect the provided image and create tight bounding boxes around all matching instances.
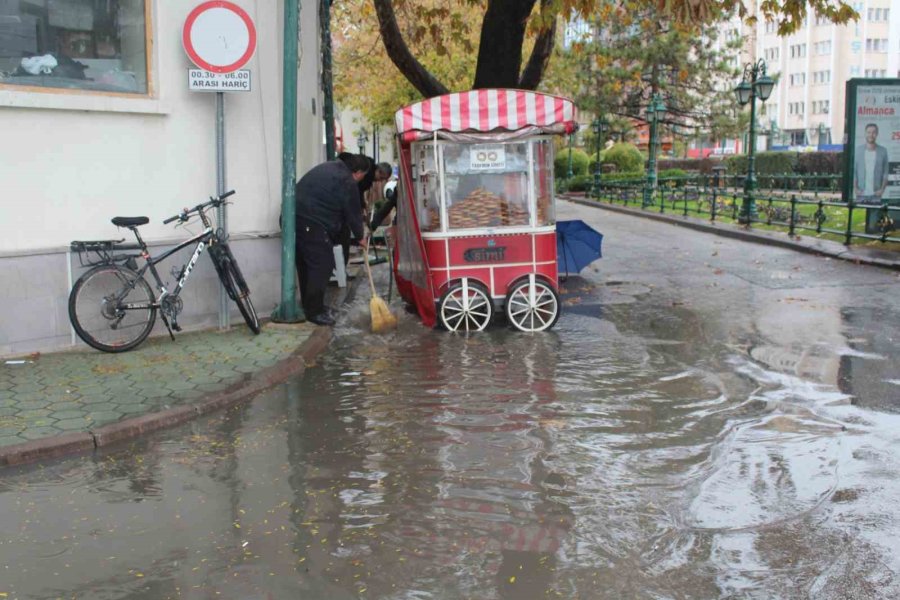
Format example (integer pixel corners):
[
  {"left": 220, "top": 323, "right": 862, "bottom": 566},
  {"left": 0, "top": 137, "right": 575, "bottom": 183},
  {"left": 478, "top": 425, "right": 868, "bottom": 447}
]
[{"left": 370, "top": 295, "right": 398, "bottom": 333}]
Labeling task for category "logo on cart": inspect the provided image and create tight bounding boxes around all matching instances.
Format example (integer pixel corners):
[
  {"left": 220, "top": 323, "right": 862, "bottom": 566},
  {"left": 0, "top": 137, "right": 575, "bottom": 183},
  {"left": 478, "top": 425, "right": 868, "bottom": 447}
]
[
  {"left": 464, "top": 246, "right": 506, "bottom": 262},
  {"left": 470, "top": 145, "right": 506, "bottom": 170}
]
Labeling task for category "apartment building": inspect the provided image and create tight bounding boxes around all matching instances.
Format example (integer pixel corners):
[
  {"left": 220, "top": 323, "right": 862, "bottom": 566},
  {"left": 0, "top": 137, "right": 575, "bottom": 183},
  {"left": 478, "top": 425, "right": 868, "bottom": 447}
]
[{"left": 756, "top": 0, "right": 900, "bottom": 149}]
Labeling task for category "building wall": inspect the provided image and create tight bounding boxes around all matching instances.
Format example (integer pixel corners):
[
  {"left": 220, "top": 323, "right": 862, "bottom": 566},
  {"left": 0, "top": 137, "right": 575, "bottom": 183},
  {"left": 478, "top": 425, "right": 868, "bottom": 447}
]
[
  {"left": 0, "top": 0, "right": 324, "bottom": 356},
  {"left": 755, "top": 0, "right": 900, "bottom": 148}
]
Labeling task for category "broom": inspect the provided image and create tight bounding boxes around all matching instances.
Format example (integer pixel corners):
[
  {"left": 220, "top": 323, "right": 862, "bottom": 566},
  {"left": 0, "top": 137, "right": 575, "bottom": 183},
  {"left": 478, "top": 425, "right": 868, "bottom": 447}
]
[{"left": 362, "top": 238, "right": 398, "bottom": 333}]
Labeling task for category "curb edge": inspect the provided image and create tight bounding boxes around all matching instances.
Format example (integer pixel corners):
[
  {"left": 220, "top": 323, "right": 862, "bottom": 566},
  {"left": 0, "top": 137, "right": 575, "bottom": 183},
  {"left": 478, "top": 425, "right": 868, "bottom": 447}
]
[{"left": 0, "top": 326, "right": 334, "bottom": 468}]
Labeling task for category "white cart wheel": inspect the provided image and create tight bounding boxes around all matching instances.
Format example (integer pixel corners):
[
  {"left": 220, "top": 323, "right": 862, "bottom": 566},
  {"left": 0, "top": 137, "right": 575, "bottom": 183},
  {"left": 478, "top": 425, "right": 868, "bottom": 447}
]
[
  {"left": 505, "top": 276, "right": 560, "bottom": 332},
  {"left": 438, "top": 279, "right": 493, "bottom": 332}
]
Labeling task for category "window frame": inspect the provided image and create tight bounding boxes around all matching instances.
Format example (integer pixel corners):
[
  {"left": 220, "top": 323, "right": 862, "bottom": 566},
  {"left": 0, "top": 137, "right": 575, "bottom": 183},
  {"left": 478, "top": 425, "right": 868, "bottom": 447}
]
[{"left": 0, "top": 1, "right": 157, "bottom": 108}]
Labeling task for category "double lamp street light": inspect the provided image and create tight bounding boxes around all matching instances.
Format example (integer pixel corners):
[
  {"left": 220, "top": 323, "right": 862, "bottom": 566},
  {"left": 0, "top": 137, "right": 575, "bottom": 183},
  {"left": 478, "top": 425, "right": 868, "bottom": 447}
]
[
  {"left": 643, "top": 93, "right": 666, "bottom": 208},
  {"left": 734, "top": 58, "right": 775, "bottom": 223},
  {"left": 592, "top": 116, "right": 609, "bottom": 197}
]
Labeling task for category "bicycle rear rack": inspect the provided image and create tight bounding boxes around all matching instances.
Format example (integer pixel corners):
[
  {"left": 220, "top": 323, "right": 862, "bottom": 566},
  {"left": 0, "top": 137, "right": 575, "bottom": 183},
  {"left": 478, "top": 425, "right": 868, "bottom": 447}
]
[{"left": 70, "top": 240, "right": 142, "bottom": 268}]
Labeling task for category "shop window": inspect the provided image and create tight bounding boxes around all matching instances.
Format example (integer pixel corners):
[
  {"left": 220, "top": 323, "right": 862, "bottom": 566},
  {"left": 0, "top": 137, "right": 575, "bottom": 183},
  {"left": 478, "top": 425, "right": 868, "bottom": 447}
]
[{"left": 0, "top": 0, "right": 148, "bottom": 95}]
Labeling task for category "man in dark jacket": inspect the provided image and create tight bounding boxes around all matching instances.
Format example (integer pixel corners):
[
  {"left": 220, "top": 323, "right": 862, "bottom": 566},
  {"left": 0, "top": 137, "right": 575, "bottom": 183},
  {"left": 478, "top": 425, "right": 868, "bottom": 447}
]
[{"left": 295, "top": 154, "right": 369, "bottom": 325}]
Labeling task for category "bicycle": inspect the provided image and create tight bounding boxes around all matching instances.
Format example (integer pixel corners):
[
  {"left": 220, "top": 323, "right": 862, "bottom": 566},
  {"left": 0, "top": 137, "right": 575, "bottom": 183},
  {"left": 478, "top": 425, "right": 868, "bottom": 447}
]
[{"left": 68, "top": 190, "right": 260, "bottom": 353}]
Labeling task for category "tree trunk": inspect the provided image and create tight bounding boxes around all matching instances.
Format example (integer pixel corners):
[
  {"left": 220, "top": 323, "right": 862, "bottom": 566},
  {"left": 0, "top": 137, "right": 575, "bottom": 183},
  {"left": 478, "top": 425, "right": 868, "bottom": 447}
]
[
  {"left": 373, "top": 0, "right": 448, "bottom": 99},
  {"left": 473, "top": 0, "right": 537, "bottom": 89},
  {"left": 518, "top": 13, "right": 556, "bottom": 90}
]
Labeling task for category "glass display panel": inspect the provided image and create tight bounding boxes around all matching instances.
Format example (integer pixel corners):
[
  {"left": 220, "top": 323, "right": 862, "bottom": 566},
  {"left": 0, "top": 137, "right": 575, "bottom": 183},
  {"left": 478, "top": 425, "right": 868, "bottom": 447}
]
[
  {"left": 442, "top": 141, "right": 531, "bottom": 230},
  {"left": 412, "top": 142, "right": 441, "bottom": 232},
  {"left": 0, "top": 0, "right": 148, "bottom": 94},
  {"left": 534, "top": 139, "right": 555, "bottom": 225}
]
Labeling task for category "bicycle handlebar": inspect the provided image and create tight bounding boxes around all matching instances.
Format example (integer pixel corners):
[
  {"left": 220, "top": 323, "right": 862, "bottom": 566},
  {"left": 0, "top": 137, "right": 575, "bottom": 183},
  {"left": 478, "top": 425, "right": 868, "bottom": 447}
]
[{"left": 163, "top": 190, "right": 236, "bottom": 225}]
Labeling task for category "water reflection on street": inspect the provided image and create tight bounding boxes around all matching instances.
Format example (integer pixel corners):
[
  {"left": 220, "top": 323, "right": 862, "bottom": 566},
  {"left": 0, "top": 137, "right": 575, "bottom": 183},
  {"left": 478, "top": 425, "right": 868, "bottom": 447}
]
[{"left": 2, "top": 206, "right": 900, "bottom": 599}]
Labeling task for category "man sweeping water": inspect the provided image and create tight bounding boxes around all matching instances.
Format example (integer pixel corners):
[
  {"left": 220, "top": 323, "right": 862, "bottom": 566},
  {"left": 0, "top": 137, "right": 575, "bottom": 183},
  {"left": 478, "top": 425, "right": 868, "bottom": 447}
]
[{"left": 294, "top": 154, "right": 369, "bottom": 326}]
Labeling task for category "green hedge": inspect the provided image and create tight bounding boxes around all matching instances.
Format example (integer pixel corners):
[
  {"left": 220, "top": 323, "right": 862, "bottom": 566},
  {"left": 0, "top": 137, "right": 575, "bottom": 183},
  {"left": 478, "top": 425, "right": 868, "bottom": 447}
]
[
  {"left": 603, "top": 170, "right": 644, "bottom": 183},
  {"left": 725, "top": 151, "right": 799, "bottom": 176},
  {"left": 554, "top": 148, "right": 591, "bottom": 178},
  {"left": 658, "top": 152, "right": 843, "bottom": 177},
  {"left": 657, "top": 157, "right": 724, "bottom": 174},
  {"left": 566, "top": 174, "right": 594, "bottom": 192},
  {"left": 603, "top": 142, "right": 645, "bottom": 174},
  {"left": 796, "top": 151, "right": 844, "bottom": 176},
  {"left": 658, "top": 168, "right": 689, "bottom": 179}
]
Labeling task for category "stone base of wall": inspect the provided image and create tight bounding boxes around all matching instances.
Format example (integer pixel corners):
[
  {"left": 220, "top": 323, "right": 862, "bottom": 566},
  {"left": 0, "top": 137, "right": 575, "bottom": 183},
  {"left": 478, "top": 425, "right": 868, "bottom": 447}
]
[{"left": 0, "top": 235, "right": 287, "bottom": 357}]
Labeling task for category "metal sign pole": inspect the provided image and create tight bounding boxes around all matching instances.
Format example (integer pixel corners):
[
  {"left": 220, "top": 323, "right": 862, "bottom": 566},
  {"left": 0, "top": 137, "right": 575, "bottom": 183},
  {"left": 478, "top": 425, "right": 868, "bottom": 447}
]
[{"left": 216, "top": 91, "right": 229, "bottom": 329}]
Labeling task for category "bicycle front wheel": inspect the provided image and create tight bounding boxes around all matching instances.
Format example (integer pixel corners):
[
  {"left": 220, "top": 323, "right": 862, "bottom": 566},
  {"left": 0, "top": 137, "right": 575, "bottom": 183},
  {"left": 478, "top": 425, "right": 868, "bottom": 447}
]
[
  {"left": 69, "top": 264, "right": 157, "bottom": 352},
  {"left": 211, "top": 245, "right": 260, "bottom": 334}
]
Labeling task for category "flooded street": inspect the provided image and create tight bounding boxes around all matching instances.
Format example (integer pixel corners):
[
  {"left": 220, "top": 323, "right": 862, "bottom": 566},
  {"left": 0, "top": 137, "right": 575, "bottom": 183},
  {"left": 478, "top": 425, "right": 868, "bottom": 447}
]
[{"left": 2, "top": 202, "right": 899, "bottom": 599}]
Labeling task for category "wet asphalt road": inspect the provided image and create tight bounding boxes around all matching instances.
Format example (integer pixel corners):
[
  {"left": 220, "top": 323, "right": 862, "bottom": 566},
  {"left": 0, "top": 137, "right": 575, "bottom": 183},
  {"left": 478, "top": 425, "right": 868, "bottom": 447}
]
[{"left": 1, "top": 200, "right": 898, "bottom": 599}]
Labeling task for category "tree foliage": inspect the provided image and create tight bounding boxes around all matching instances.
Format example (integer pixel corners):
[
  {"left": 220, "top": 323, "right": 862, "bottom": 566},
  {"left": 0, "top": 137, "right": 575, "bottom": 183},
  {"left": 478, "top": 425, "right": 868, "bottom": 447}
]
[
  {"left": 366, "top": 0, "right": 856, "bottom": 99},
  {"left": 333, "top": 0, "right": 479, "bottom": 125},
  {"left": 572, "top": 1, "right": 746, "bottom": 144}
]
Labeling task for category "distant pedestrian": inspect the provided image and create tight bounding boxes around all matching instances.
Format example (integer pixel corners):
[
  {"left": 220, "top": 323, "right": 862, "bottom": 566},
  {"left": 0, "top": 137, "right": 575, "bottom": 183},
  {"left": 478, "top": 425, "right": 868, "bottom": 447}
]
[
  {"left": 370, "top": 163, "right": 398, "bottom": 230},
  {"left": 336, "top": 152, "right": 378, "bottom": 266},
  {"left": 367, "top": 162, "right": 394, "bottom": 217},
  {"left": 295, "top": 154, "right": 368, "bottom": 326}
]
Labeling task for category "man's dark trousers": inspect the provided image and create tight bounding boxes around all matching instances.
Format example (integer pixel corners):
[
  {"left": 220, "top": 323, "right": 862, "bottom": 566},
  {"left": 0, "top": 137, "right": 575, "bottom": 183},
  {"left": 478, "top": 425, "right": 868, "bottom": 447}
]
[{"left": 295, "top": 220, "right": 335, "bottom": 319}]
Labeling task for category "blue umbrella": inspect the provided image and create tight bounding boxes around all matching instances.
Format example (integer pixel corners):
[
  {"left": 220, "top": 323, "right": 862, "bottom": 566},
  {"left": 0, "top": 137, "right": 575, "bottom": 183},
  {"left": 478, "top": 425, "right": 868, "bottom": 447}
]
[{"left": 556, "top": 220, "right": 603, "bottom": 275}]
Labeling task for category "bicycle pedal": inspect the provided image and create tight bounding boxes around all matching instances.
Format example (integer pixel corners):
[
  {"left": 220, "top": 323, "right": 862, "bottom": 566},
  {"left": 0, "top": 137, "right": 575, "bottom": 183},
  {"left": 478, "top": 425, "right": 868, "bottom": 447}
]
[{"left": 171, "top": 321, "right": 182, "bottom": 332}]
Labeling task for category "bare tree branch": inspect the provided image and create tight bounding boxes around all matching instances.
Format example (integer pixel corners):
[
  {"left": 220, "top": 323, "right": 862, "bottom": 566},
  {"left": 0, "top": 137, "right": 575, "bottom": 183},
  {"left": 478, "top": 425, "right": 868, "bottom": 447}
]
[
  {"left": 373, "top": 0, "right": 448, "bottom": 98},
  {"left": 518, "top": 5, "right": 556, "bottom": 90}
]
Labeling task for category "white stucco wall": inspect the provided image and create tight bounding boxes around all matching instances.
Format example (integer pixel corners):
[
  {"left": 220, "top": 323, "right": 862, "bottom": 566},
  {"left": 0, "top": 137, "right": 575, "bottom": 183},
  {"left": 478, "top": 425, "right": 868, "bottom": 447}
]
[
  {"left": 0, "top": 0, "right": 326, "bottom": 355},
  {"left": 0, "top": 0, "right": 323, "bottom": 254}
]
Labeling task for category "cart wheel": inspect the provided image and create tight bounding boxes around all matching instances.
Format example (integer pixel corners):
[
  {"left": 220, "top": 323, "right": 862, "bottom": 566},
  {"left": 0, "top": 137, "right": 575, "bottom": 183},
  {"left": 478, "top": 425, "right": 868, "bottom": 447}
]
[
  {"left": 505, "top": 276, "right": 560, "bottom": 332},
  {"left": 438, "top": 279, "right": 494, "bottom": 332}
]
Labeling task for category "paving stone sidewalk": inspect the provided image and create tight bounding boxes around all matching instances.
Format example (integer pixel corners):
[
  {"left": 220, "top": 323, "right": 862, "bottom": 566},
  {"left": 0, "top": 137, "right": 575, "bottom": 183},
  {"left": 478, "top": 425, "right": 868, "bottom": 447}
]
[{"left": 0, "top": 322, "right": 328, "bottom": 466}]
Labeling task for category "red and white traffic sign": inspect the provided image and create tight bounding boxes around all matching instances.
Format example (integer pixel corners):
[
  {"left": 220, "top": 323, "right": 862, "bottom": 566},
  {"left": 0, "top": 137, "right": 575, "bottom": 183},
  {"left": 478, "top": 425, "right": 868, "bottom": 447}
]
[{"left": 183, "top": 1, "right": 257, "bottom": 74}]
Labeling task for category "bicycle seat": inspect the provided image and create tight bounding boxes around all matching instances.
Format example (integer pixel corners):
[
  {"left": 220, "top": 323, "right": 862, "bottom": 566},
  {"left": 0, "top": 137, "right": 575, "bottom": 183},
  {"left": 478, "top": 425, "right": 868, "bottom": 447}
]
[{"left": 111, "top": 216, "right": 149, "bottom": 227}]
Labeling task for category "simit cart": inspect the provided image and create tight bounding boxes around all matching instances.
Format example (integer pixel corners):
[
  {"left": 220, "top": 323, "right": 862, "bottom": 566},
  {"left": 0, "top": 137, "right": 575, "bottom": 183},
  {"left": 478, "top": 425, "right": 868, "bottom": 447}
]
[{"left": 389, "top": 89, "right": 578, "bottom": 332}]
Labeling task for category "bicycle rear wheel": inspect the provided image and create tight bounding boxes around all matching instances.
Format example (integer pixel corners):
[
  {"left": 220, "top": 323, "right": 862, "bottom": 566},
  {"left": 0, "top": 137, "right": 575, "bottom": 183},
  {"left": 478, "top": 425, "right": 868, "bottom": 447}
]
[
  {"left": 211, "top": 244, "right": 260, "bottom": 334},
  {"left": 69, "top": 264, "right": 156, "bottom": 352}
]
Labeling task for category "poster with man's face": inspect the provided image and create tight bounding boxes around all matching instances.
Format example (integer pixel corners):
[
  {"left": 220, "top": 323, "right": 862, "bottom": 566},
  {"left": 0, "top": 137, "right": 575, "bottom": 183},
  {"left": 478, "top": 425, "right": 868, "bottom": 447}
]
[{"left": 847, "top": 81, "right": 900, "bottom": 233}]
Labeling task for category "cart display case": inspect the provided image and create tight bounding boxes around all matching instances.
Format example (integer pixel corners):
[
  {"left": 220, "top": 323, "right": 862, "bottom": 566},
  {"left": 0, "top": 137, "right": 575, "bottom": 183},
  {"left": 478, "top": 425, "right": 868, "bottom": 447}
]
[{"left": 390, "top": 89, "right": 577, "bottom": 332}]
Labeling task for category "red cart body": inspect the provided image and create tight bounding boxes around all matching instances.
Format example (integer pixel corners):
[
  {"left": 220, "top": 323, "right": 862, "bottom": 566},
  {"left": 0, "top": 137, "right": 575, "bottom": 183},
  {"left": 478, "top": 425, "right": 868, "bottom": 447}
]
[{"left": 390, "top": 89, "right": 577, "bottom": 331}]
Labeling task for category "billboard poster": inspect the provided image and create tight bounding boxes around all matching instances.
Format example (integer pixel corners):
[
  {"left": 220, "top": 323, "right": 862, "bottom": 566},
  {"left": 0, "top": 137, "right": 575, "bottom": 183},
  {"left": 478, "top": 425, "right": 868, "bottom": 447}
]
[{"left": 843, "top": 79, "right": 900, "bottom": 234}]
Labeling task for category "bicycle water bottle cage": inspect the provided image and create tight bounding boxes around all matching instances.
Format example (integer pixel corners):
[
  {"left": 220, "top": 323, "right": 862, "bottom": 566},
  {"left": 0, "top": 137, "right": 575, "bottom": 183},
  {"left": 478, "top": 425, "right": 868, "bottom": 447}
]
[{"left": 111, "top": 216, "right": 149, "bottom": 227}]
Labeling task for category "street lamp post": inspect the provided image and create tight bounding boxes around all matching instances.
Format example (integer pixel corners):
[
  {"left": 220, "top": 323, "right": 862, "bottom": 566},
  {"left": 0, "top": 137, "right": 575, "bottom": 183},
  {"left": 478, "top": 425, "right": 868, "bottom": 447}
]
[
  {"left": 592, "top": 117, "right": 608, "bottom": 198},
  {"left": 642, "top": 93, "right": 666, "bottom": 208},
  {"left": 566, "top": 133, "right": 574, "bottom": 181},
  {"left": 357, "top": 128, "right": 368, "bottom": 155},
  {"left": 734, "top": 58, "right": 775, "bottom": 224}
]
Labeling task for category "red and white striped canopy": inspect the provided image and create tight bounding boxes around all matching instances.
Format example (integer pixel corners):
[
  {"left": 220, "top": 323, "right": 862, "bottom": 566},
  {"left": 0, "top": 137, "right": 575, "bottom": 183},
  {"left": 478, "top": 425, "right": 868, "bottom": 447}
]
[{"left": 395, "top": 89, "right": 577, "bottom": 135}]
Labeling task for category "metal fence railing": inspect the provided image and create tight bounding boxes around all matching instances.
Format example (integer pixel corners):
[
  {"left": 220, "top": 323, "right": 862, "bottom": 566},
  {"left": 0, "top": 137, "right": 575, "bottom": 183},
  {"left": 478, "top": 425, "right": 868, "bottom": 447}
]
[{"left": 589, "top": 174, "right": 899, "bottom": 246}]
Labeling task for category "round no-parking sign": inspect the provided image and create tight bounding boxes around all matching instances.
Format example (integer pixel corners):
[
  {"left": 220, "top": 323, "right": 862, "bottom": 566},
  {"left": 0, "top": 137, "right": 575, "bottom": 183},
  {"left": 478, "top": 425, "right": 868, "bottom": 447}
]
[{"left": 183, "top": 1, "right": 257, "bottom": 73}]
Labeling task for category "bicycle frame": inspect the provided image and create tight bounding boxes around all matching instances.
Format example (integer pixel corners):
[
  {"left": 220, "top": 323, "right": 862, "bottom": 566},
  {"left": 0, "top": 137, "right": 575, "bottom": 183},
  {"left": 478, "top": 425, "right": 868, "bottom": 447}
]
[{"left": 115, "top": 227, "right": 215, "bottom": 311}]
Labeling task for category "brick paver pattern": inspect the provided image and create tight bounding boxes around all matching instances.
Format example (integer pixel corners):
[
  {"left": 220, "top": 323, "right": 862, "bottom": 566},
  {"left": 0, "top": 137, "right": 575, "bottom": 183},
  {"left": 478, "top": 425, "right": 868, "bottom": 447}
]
[{"left": 0, "top": 326, "right": 306, "bottom": 447}]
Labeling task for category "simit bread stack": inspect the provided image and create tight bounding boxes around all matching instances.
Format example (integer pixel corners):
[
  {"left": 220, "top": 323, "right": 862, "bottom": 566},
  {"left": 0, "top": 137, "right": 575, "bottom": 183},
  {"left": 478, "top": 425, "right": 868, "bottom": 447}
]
[{"left": 445, "top": 188, "right": 530, "bottom": 229}]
